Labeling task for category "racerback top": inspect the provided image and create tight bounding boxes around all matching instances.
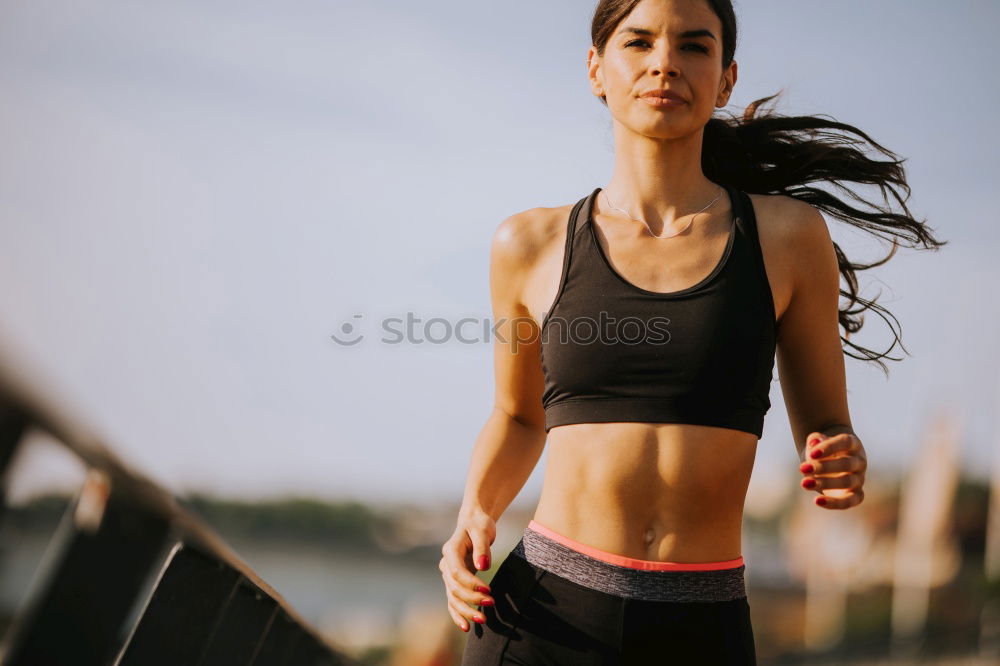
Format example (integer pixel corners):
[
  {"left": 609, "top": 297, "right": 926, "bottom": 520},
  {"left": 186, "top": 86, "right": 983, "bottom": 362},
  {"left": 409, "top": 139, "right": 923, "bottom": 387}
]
[{"left": 539, "top": 184, "right": 777, "bottom": 437}]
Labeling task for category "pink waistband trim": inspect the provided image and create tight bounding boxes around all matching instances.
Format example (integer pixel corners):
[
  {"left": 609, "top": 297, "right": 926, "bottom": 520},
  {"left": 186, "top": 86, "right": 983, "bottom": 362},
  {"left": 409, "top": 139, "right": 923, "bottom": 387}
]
[{"left": 527, "top": 520, "right": 744, "bottom": 572}]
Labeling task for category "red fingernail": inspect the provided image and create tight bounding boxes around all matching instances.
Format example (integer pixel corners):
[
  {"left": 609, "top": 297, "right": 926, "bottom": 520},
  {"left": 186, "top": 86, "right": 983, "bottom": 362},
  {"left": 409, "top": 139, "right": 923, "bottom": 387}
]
[
  {"left": 802, "top": 478, "right": 816, "bottom": 489},
  {"left": 800, "top": 463, "right": 814, "bottom": 474},
  {"left": 810, "top": 449, "right": 824, "bottom": 459},
  {"left": 808, "top": 437, "right": 821, "bottom": 447},
  {"left": 480, "top": 598, "right": 494, "bottom": 606},
  {"left": 476, "top": 585, "right": 491, "bottom": 594},
  {"left": 473, "top": 615, "right": 486, "bottom": 624},
  {"left": 816, "top": 496, "right": 827, "bottom": 506},
  {"left": 477, "top": 555, "right": 488, "bottom": 570}
]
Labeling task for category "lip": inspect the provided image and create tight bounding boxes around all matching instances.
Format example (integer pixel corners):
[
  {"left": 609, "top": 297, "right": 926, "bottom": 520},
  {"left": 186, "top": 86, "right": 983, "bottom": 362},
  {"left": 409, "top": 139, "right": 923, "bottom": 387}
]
[
  {"left": 639, "top": 95, "right": 686, "bottom": 108},
  {"left": 639, "top": 89, "right": 686, "bottom": 108},
  {"left": 640, "top": 88, "right": 686, "bottom": 101}
]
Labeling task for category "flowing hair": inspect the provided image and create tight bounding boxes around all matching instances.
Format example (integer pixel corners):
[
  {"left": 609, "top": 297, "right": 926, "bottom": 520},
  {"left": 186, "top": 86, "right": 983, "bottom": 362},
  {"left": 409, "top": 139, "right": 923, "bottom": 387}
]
[{"left": 591, "top": 0, "right": 947, "bottom": 375}]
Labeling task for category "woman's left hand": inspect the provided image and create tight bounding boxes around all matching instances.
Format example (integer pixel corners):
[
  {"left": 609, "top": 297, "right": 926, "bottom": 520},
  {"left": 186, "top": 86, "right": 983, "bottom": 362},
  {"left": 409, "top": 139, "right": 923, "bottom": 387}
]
[{"left": 799, "top": 431, "right": 867, "bottom": 509}]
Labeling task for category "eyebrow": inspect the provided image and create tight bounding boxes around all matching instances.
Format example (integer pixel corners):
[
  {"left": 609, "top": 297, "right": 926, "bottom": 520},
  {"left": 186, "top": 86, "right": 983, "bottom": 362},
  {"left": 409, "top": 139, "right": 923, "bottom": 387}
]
[{"left": 618, "top": 26, "right": 717, "bottom": 41}]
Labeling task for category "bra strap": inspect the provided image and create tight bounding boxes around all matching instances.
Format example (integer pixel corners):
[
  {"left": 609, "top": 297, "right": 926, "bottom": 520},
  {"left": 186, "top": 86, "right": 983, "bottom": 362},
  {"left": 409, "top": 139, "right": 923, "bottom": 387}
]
[
  {"left": 731, "top": 187, "right": 777, "bottom": 327},
  {"left": 543, "top": 193, "right": 589, "bottom": 328}
]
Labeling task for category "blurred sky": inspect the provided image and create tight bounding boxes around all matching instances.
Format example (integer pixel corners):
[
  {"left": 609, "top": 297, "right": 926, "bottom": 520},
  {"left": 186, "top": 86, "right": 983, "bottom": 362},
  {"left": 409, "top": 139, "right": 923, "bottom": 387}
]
[{"left": 1, "top": 0, "right": 998, "bottom": 510}]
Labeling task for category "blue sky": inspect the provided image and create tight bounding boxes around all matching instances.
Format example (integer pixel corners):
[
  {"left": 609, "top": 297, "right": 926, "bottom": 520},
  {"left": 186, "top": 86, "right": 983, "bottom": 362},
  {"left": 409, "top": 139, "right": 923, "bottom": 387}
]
[{"left": 1, "top": 0, "right": 998, "bottom": 511}]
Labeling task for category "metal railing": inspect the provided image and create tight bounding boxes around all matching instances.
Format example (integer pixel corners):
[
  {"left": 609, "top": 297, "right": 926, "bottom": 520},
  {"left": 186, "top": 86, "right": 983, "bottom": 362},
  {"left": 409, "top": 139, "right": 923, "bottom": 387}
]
[{"left": 0, "top": 344, "right": 358, "bottom": 666}]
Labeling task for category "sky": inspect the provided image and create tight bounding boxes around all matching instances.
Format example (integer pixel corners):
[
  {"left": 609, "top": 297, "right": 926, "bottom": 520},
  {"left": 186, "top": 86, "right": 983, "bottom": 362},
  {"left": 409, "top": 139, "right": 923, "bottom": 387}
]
[{"left": 1, "top": 0, "right": 998, "bottom": 513}]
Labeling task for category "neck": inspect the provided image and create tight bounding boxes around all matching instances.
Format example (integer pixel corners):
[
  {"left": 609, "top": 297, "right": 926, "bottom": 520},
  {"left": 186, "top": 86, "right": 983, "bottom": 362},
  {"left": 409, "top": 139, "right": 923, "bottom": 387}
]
[{"left": 603, "top": 126, "right": 720, "bottom": 232}]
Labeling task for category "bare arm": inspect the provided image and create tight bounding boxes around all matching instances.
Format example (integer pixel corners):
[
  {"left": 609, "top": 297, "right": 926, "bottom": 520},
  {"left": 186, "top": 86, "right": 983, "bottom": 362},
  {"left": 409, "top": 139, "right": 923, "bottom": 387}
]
[
  {"left": 775, "top": 201, "right": 867, "bottom": 509},
  {"left": 459, "top": 209, "right": 549, "bottom": 522},
  {"left": 441, "top": 209, "right": 551, "bottom": 632}
]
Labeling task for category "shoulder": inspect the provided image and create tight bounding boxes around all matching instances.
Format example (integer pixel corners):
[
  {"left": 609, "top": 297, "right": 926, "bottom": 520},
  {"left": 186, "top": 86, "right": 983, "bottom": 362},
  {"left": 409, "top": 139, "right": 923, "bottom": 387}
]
[
  {"left": 749, "top": 192, "right": 839, "bottom": 310},
  {"left": 490, "top": 203, "right": 575, "bottom": 275},
  {"left": 748, "top": 191, "right": 830, "bottom": 249},
  {"left": 488, "top": 203, "right": 574, "bottom": 316},
  {"left": 746, "top": 192, "right": 838, "bottom": 325},
  {"left": 748, "top": 191, "right": 834, "bottom": 273}
]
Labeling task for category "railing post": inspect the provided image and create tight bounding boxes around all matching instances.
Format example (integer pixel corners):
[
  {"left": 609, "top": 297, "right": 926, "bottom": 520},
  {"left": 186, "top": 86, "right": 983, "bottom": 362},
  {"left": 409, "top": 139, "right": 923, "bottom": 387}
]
[
  {"left": 0, "top": 404, "right": 28, "bottom": 522},
  {"left": 2, "top": 470, "right": 172, "bottom": 666}
]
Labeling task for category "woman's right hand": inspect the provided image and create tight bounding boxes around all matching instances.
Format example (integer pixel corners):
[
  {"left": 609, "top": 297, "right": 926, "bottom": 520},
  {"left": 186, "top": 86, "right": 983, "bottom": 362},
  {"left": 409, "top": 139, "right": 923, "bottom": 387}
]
[{"left": 439, "top": 509, "right": 497, "bottom": 632}]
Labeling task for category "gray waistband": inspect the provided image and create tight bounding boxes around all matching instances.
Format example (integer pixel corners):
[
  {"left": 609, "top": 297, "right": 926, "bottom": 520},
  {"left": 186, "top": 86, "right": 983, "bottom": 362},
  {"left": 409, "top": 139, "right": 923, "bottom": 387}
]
[{"left": 511, "top": 525, "right": 747, "bottom": 603}]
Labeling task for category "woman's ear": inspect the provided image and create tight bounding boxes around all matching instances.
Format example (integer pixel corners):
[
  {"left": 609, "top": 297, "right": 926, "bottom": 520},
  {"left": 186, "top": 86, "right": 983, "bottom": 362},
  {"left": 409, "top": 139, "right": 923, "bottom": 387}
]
[
  {"left": 586, "top": 48, "right": 605, "bottom": 99},
  {"left": 716, "top": 60, "right": 738, "bottom": 107}
]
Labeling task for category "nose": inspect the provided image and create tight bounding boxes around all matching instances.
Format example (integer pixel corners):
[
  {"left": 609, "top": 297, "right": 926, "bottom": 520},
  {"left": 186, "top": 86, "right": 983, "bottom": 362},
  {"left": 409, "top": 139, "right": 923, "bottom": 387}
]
[
  {"left": 651, "top": 62, "right": 680, "bottom": 78},
  {"left": 650, "top": 47, "right": 681, "bottom": 78}
]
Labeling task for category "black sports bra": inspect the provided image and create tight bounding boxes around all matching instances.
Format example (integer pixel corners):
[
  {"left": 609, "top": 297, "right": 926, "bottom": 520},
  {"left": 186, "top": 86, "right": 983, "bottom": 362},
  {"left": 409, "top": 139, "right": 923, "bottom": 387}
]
[{"left": 538, "top": 184, "right": 777, "bottom": 437}]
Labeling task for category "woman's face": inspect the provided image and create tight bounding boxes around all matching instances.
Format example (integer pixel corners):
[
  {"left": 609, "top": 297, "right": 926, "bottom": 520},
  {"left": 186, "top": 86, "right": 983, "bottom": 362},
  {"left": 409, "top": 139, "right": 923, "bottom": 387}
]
[{"left": 588, "top": 0, "right": 736, "bottom": 140}]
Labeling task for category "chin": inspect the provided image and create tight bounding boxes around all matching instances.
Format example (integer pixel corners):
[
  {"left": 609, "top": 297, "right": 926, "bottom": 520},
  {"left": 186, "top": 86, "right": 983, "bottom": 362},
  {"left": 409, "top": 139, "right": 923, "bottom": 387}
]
[{"left": 628, "top": 120, "right": 693, "bottom": 141}]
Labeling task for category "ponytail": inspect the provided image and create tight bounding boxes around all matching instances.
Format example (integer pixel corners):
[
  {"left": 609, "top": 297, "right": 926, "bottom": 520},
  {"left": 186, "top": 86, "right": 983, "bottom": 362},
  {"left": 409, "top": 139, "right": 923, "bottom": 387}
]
[{"left": 701, "top": 92, "right": 947, "bottom": 374}]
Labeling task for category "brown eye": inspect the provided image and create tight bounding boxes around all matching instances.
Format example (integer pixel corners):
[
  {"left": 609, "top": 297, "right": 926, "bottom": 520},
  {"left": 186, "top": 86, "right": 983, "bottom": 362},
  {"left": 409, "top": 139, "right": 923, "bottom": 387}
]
[{"left": 683, "top": 43, "right": 710, "bottom": 54}]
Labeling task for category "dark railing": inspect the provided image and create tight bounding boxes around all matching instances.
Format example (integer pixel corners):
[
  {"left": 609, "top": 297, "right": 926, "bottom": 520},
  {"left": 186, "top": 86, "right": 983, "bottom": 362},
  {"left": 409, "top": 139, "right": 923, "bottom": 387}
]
[{"left": 0, "top": 344, "right": 358, "bottom": 666}]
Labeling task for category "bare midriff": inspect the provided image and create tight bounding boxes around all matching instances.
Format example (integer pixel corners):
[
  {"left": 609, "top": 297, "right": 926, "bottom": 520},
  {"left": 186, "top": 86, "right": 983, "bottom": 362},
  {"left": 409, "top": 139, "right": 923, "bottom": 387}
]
[{"left": 532, "top": 421, "right": 758, "bottom": 564}]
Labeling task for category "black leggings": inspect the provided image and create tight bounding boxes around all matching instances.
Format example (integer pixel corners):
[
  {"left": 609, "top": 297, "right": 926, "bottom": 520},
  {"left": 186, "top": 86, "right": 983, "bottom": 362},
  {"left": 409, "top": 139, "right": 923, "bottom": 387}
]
[{"left": 461, "top": 521, "right": 757, "bottom": 665}]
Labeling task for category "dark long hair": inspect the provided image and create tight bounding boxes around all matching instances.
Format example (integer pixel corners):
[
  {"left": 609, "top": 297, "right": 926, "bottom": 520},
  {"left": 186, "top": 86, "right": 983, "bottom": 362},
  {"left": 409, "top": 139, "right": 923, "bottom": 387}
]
[{"left": 591, "top": 0, "right": 946, "bottom": 374}]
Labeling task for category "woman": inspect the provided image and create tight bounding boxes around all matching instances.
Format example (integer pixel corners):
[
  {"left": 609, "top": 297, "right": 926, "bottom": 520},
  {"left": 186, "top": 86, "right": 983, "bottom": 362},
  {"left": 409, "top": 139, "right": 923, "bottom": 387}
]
[{"left": 440, "top": 0, "right": 945, "bottom": 663}]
